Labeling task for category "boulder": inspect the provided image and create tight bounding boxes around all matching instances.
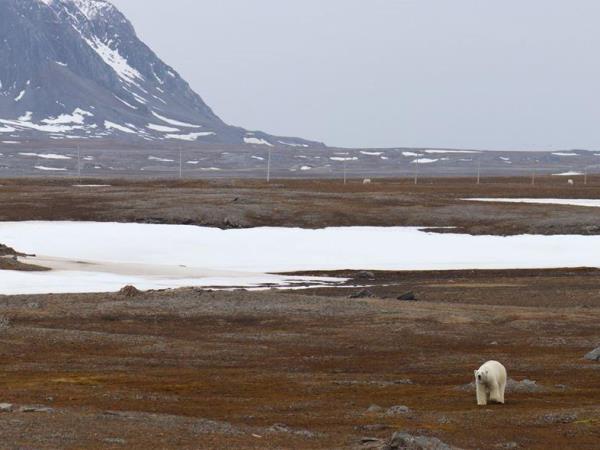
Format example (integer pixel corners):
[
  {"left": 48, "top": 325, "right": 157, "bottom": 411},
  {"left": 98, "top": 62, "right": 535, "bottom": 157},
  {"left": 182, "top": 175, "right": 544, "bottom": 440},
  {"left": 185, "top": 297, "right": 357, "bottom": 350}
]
[
  {"left": 397, "top": 292, "right": 417, "bottom": 301},
  {"left": 356, "top": 271, "right": 375, "bottom": 280},
  {"left": 584, "top": 347, "right": 600, "bottom": 362},
  {"left": 385, "top": 405, "right": 411, "bottom": 416},
  {"left": 118, "top": 285, "right": 142, "bottom": 297},
  {"left": 382, "top": 432, "right": 458, "bottom": 450},
  {"left": 349, "top": 289, "right": 376, "bottom": 299},
  {"left": 0, "top": 403, "right": 13, "bottom": 412}
]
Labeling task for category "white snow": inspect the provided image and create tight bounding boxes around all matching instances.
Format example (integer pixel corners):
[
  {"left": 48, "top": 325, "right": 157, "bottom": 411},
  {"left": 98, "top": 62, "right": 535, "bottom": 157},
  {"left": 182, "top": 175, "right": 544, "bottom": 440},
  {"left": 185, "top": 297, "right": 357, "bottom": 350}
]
[
  {"left": 278, "top": 141, "right": 309, "bottom": 148},
  {"left": 3, "top": 222, "right": 600, "bottom": 295},
  {"left": 151, "top": 111, "right": 202, "bottom": 128},
  {"left": 244, "top": 137, "right": 274, "bottom": 147},
  {"left": 104, "top": 121, "right": 136, "bottom": 134},
  {"left": 251, "top": 155, "right": 265, "bottom": 161},
  {"left": 300, "top": 166, "right": 312, "bottom": 171},
  {"left": 552, "top": 152, "right": 579, "bottom": 156},
  {"left": 19, "top": 152, "right": 72, "bottom": 160},
  {"left": 360, "top": 151, "right": 383, "bottom": 156},
  {"left": 0, "top": 125, "right": 16, "bottom": 133},
  {"left": 84, "top": 36, "right": 143, "bottom": 85},
  {"left": 402, "top": 151, "right": 423, "bottom": 157},
  {"left": 0, "top": 116, "right": 82, "bottom": 133},
  {"left": 411, "top": 158, "right": 439, "bottom": 164},
  {"left": 147, "top": 123, "right": 179, "bottom": 133},
  {"left": 69, "top": 0, "right": 114, "bottom": 20},
  {"left": 552, "top": 171, "right": 584, "bottom": 176},
  {"left": 465, "top": 198, "right": 600, "bottom": 208},
  {"left": 42, "top": 108, "right": 93, "bottom": 125},
  {"left": 114, "top": 96, "right": 138, "bottom": 109},
  {"left": 148, "top": 156, "right": 174, "bottom": 163},
  {"left": 14, "top": 90, "right": 26, "bottom": 102},
  {"left": 330, "top": 157, "right": 358, "bottom": 162},
  {"left": 34, "top": 166, "right": 67, "bottom": 171},
  {"left": 425, "top": 149, "right": 480, "bottom": 154},
  {"left": 165, "top": 132, "right": 215, "bottom": 141}
]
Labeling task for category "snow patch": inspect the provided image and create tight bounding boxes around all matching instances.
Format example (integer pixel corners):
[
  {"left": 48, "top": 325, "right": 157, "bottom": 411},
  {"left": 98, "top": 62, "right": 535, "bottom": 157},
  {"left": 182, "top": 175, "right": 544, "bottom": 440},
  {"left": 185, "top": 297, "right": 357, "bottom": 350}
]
[
  {"left": 104, "top": 121, "right": 136, "bottom": 134},
  {"left": 151, "top": 111, "right": 202, "bottom": 128},
  {"left": 244, "top": 137, "right": 273, "bottom": 147},
  {"left": 165, "top": 132, "right": 215, "bottom": 141}
]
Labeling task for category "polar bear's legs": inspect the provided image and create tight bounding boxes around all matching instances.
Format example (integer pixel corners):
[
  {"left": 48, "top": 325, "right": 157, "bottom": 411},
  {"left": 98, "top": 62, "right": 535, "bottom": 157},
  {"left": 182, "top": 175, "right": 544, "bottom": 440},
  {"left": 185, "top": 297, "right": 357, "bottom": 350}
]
[
  {"left": 498, "top": 379, "right": 506, "bottom": 404},
  {"left": 489, "top": 382, "right": 501, "bottom": 403},
  {"left": 476, "top": 383, "right": 488, "bottom": 406}
]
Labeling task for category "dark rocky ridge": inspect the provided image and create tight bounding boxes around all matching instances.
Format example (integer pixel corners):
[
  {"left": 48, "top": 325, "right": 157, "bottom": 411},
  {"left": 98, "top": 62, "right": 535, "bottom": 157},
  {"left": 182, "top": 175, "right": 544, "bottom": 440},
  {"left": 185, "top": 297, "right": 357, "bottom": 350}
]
[{"left": 0, "top": 0, "right": 322, "bottom": 148}]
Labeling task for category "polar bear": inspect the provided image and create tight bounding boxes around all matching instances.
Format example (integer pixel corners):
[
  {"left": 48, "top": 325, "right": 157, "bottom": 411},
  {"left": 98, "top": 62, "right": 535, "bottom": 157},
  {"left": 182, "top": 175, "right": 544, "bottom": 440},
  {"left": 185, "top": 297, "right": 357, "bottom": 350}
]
[{"left": 474, "top": 360, "right": 507, "bottom": 406}]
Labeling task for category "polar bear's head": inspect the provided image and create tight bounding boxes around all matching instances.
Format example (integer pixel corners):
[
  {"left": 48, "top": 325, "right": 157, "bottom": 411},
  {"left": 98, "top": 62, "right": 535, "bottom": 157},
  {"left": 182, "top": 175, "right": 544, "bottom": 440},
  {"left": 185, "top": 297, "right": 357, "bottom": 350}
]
[{"left": 474, "top": 368, "right": 489, "bottom": 385}]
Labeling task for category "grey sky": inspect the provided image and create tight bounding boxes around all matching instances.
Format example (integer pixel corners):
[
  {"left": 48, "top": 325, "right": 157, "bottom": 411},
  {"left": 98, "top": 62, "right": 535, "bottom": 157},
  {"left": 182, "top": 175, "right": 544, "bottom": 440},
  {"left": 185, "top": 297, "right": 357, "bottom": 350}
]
[{"left": 111, "top": 0, "right": 600, "bottom": 150}]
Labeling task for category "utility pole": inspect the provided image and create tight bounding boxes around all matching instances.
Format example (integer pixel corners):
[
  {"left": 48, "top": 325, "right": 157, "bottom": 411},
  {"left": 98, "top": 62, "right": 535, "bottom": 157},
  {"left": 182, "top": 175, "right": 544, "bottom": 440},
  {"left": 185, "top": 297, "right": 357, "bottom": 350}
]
[
  {"left": 179, "top": 148, "right": 183, "bottom": 180},
  {"left": 531, "top": 162, "right": 537, "bottom": 186},
  {"left": 414, "top": 157, "right": 419, "bottom": 185},
  {"left": 343, "top": 158, "right": 347, "bottom": 185},
  {"left": 77, "top": 145, "right": 81, "bottom": 183},
  {"left": 476, "top": 157, "right": 481, "bottom": 185},
  {"left": 266, "top": 148, "right": 272, "bottom": 183}
]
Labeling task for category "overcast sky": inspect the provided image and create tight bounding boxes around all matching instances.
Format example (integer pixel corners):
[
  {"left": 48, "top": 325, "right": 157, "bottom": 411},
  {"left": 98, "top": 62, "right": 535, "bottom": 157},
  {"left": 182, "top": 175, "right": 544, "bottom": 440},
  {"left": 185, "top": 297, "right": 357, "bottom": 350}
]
[{"left": 111, "top": 0, "right": 600, "bottom": 150}]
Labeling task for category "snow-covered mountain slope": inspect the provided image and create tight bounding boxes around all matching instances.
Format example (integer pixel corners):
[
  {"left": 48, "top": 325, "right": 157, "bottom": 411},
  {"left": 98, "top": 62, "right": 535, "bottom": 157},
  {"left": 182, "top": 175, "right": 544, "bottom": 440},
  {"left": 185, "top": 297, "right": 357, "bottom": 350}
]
[{"left": 0, "top": 0, "right": 321, "bottom": 147}]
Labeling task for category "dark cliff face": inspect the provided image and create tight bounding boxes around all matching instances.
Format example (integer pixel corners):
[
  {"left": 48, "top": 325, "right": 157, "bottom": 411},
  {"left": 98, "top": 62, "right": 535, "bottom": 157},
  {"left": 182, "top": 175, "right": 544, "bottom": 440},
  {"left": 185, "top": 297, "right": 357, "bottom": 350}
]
[{"left": 0, "top": 0, "right": 322, "bottom": 147}]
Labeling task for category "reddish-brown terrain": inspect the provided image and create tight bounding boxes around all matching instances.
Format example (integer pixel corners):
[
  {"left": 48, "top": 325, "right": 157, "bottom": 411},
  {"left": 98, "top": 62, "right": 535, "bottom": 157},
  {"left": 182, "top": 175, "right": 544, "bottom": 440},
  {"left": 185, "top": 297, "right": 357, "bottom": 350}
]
[{"left": 0, "top": 176, "right": 598, "bottom": 449}]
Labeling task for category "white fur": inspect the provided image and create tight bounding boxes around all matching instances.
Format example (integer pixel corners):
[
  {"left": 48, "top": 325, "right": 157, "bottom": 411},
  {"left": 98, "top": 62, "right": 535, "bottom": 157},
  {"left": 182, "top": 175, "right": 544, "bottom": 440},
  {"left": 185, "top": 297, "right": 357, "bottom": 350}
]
[
  {"left": 363, "top": 178, "right": 372, "bottom": 185},
  {"left": 474, "top": 360, "right": 507, "bottom": 406}
]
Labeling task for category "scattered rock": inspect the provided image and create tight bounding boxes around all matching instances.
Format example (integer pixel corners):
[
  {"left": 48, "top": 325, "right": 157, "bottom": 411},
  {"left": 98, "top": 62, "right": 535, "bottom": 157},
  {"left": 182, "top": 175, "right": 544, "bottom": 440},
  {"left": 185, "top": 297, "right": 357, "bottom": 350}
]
[
  {"left": 102, "top": 438, "right": 126, "bottom": 445},
  {"left": 361, "top": 437, "right": 384, "bottom": 448},
  {"left": 19, "top": 405, "right": 54, "bottom": 413},
  {"left": 506, "top": 379, "right": 546, "bottom": 393},
  {"left": 397, "top": 292, "right": 417, "bottom": 301},
  {"left": 0, "top": 316, "right": 10, "bottom": 331},
  {"left": 118, "top": 285, "right": 142, "bottom": 297},
  {"left": 366, "top": 404, "right": 384, "bottom": 413},
  {"left": 356, "top": 423, "right": 390, "bottom": 432},
  {"left": 223, "top": 217, "right": 241, "bottom": 228},
  {"left": 385, "top": 405, "right": 411, "bottom": 416},
  {"left": 0, "top": 244, "right": 20, "bottom": 257},
  {"left": 382, "top": 432, "right": 458, "bottom": 450},
  {"left": 267, "top": 423, "right": 317, "bottom": 438},
  {"left": 362, "top": 437, "right": 383, "bottom": 444},
  {"left": 538, "top": 413, "right": 578, "bottom": 424},
  {"left": 0, "top": 403, "right": 13, "bottom": 412},
  {"left": 349, "top": 289, "right": 376, "bottom": 299},
  {"left": 495, "top": 443, "right": 519, "bottom": 449},
  {"left": 584, "top": 347, "right": 600, "bottom": 362},
  {"left": 457, "top": 378, "right": 546, "bottom": 393},
  {"left": 356, "top": 271, "right": 375, "bottom": 280}
]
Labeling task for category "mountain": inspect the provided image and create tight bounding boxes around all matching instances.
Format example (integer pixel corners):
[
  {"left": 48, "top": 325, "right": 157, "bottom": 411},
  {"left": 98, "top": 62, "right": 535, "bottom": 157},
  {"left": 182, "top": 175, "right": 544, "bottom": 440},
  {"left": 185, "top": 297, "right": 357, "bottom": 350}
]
[{"left": 0, "top": 0, "right": 321, "bottom": 147}]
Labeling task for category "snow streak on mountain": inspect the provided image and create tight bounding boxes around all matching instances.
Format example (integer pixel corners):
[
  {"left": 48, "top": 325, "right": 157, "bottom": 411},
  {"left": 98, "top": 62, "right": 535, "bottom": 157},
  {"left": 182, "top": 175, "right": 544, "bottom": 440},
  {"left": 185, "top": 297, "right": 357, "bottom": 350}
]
[{"left": 0, "top": 0, "right": 320, "bottom": 147}]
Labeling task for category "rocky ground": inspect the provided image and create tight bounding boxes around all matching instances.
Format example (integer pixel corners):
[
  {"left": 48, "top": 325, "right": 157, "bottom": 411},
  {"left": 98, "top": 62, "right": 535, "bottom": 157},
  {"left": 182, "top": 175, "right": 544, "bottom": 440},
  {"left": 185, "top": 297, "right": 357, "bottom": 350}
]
[
  {"left": 0, "top": 271, "right": 597, "bottom": 449},
  {"left": 0, "top": 244, "right": 47, "bottom": 271}
]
